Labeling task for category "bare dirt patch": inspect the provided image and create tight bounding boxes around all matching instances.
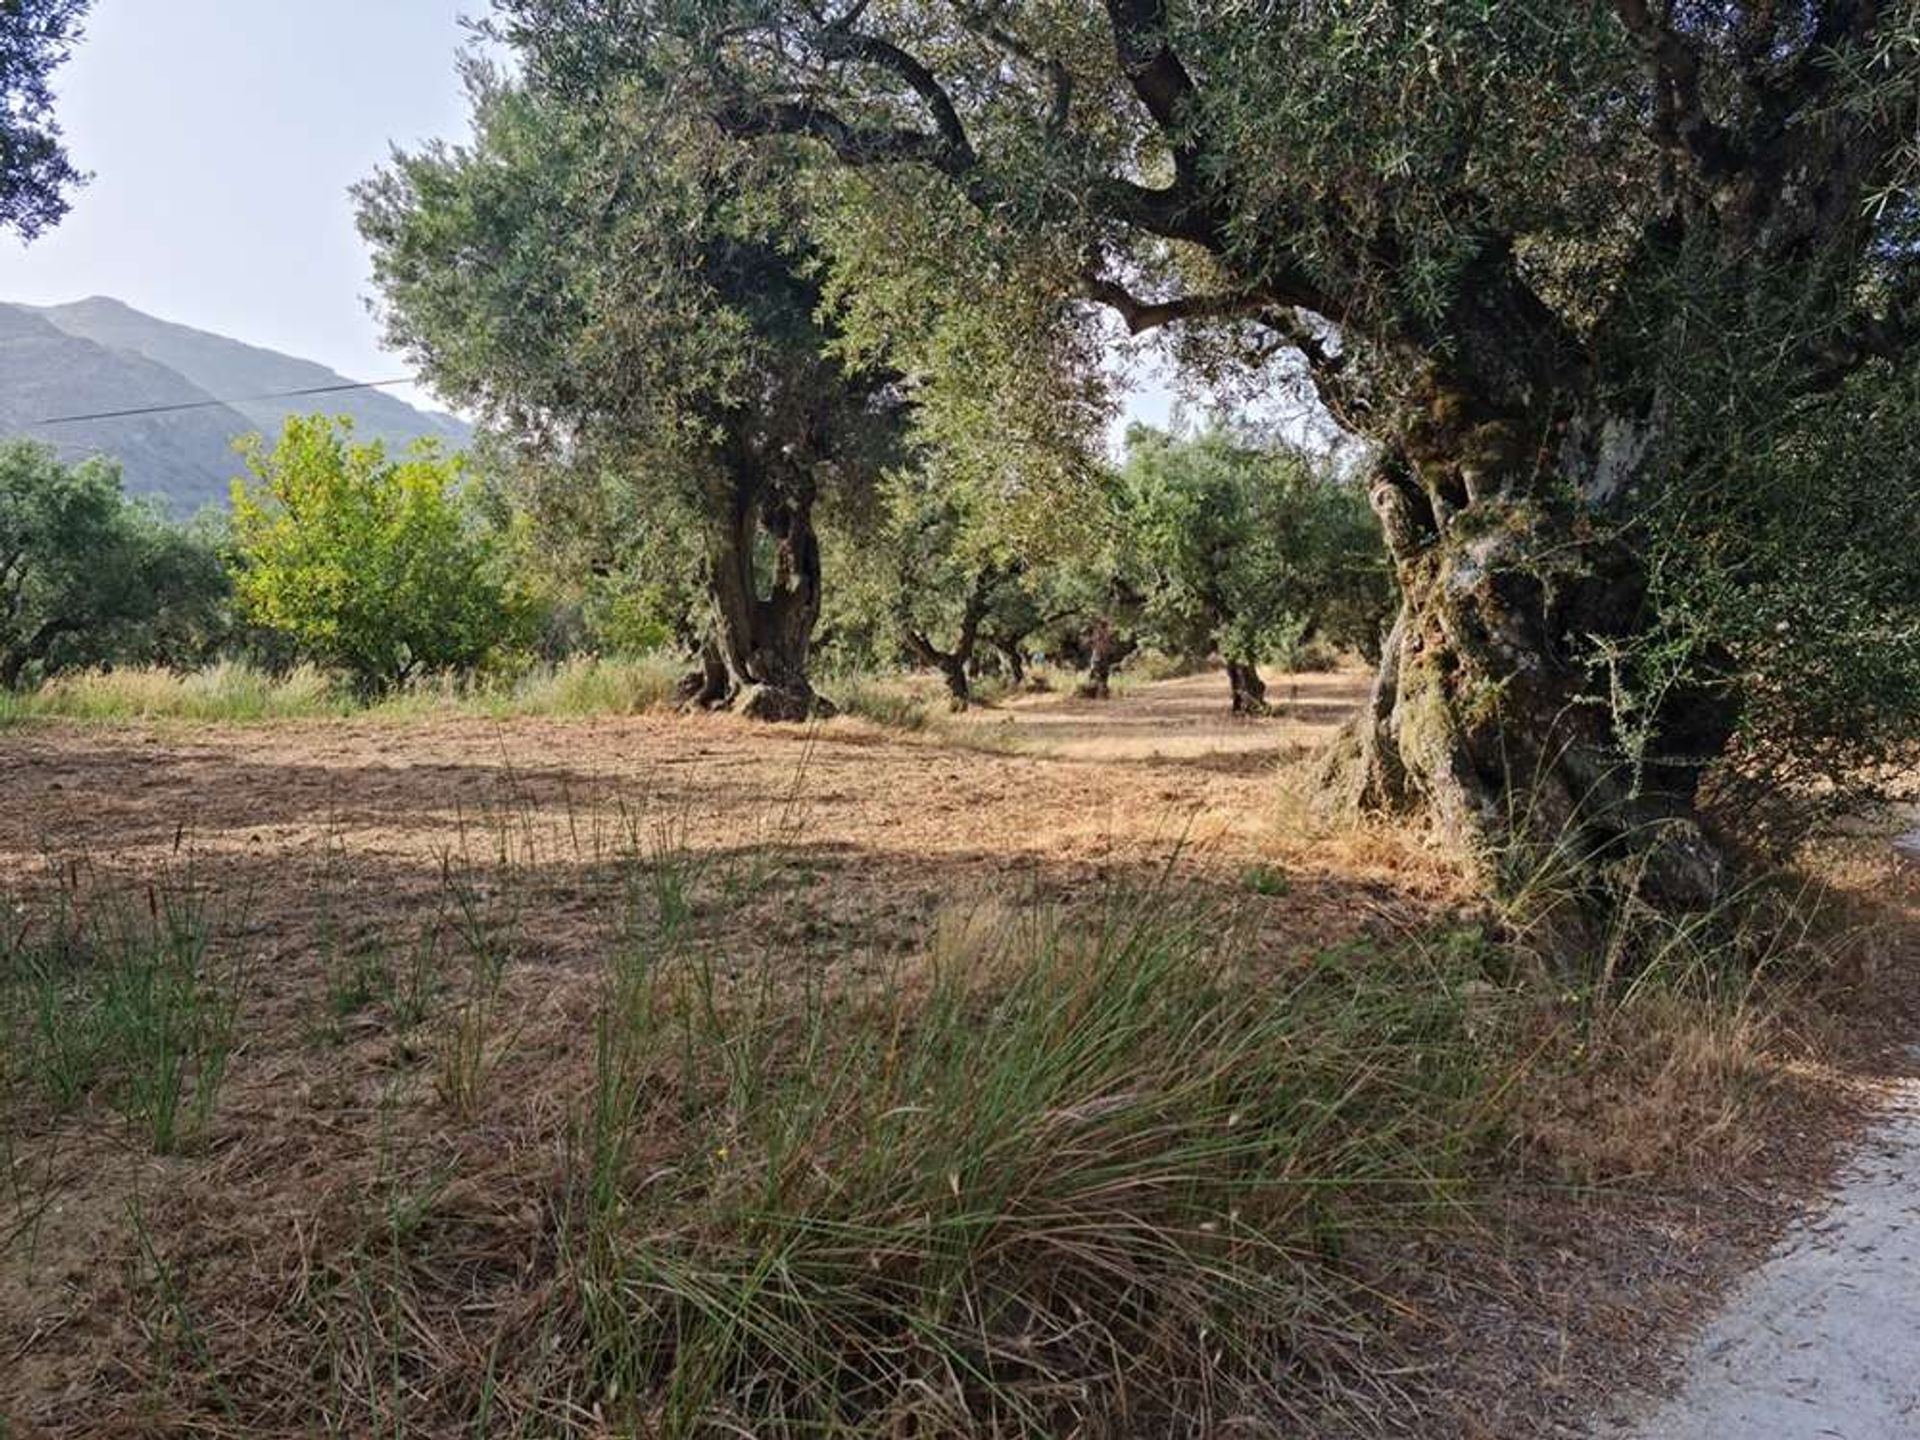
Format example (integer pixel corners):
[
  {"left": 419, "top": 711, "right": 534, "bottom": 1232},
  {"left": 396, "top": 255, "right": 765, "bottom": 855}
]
[
  {"left": 947, "top": 666, "right": 1368, "bottom": 766},
  {"left": 0, "top": 667, "right": 1414, "bottom": 972}
]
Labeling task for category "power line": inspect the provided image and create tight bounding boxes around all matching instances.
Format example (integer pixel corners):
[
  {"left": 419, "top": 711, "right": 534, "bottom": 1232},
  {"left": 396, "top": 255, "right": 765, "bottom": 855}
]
[{"left": 29, "top": 377, "right": 421, "bottom": 427}]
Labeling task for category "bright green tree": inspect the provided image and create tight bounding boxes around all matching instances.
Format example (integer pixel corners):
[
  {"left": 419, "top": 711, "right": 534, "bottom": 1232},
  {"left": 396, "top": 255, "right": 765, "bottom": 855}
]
[
  {"left": 229, "top": 416, "right": 525, "bottom": 692},
  {"left": 0, "top": 441, "right": 228, "bottom": 688}
]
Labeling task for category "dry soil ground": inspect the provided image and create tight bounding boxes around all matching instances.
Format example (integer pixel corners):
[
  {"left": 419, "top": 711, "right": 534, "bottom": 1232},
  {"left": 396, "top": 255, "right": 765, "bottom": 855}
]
[{"left": 1, "top": 667, "right": 1914, "bottom": 1437}]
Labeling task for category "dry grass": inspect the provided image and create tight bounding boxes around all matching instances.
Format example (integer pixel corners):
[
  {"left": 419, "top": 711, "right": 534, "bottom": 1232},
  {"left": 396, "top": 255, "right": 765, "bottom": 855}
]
[
  {"left": 1, "top": 809, "right": 1515, "bottom": 1436},
  {"left": 0, "top": 654, "right": 688, "bottom": 726},
  {"left": 0, "top": 674, "right": 1914, "bottom": 1438},
  {"left": 0, "top": 661, "right": 348, "bottom": 722}
]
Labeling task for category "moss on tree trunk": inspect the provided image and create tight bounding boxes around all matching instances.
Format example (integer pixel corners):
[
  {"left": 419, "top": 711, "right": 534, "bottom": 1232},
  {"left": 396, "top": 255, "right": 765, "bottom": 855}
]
[{"left": 1323, "top": 397, "right": 1739, "bottom": 964}]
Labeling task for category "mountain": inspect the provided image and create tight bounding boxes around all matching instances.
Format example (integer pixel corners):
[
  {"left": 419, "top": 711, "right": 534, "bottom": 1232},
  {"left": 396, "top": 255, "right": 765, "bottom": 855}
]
[
  {"left": 0, "top": 297, "right": 472, "bottom": 513},
  {"left": 0, "top": 304, "right": 262, "bottom": 513},
  {"left": 29, "top": 297, "right": 472, "bottom": 450}
]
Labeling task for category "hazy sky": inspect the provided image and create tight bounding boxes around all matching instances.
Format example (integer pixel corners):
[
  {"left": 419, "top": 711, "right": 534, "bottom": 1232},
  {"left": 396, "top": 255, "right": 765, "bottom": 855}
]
[{"left": 1, "top": 1, "right": 477, "bottom": 409}]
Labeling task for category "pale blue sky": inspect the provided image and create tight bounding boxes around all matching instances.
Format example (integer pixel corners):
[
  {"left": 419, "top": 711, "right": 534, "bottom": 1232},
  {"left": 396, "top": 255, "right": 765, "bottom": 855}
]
[{"left": 1, "top": 1, "right": 477, "bottom": 409}]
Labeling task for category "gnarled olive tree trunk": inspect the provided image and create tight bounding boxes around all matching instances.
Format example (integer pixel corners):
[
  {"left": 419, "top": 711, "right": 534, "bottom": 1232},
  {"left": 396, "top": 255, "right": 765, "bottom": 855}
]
[
  {"left": 901, "top": 565, "right": 997, "bottom": 712},
  {"left": 986, "top": 633, "right": 1027, "bottom": 687},
  {"left": 1076, "top": 618, "right": 1137, "bottom": 700},
  {"left": 1225, "top": 658, "right": 1269, "bottom": 716},
  {"left": 1324, "top": 384, "right": 1738, "bottom": 952},
  {"left": 0, "top": 616, "right": 79, "bottom": 690},
  {"left": 681, "top": 465, "right": 831, "bottom": 723}
]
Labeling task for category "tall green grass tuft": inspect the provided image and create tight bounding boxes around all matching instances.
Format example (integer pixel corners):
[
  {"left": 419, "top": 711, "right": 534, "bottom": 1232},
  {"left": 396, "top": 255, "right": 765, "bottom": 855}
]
[
  {"left": 1, "top": 862, "right": 247, "bottom": 1154},
  {"left": 1, "top": 661, "right": 345, "bottom": 723},
  {"left": 562, "top": 884, "right": 1518, "bottom": 1436},
  {"left": 489, "top": 653, "right": 685, "bottom": 717}
]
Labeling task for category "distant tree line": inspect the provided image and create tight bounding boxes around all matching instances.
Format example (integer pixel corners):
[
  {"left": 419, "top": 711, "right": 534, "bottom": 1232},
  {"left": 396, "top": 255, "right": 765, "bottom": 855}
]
[
  {"left": 1, "top": 406, "right": 1386, "bottom": 708},
  {"left": 0, "top": 424, "right": 529, "bottom": 695},
  {"left": 0, "top": 441, "right": 226, "bottom": 688}
]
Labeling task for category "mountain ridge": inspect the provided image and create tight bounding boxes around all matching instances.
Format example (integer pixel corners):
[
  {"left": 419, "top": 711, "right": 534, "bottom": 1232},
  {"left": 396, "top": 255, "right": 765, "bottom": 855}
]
[
  {"left": 0, "top": 296, "right": 470, "bottom": 513},
  {"left": 0, "top": 303, "right": 262, "bottom": 513}
]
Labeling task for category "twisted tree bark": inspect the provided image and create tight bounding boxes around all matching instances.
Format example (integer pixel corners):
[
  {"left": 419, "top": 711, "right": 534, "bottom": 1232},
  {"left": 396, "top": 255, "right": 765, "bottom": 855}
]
[
  {"left": 686, "top": 460, "right": 832, "bottom": 722},
  {"left": 1225, "top": 659, "right": 1269, "bottom": 716},
  {"left": 1077, "top": 619, "right": 1137, "bottom": 700},
  {"left": 902, "top": 564, "right": 997, "bottom": 711},
  {"left": 1321, "top": 383, "right": 1740, "bottom": 955}
]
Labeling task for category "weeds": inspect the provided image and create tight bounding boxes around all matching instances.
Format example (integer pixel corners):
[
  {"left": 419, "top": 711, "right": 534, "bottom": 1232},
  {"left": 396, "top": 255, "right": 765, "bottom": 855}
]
[
  {"left": 319, "top": 942, "right": 391, "bottom": 1028},
  {"left": 1, "top": 859, "right": 247, "bottom": 1154},
  {"left": 1242, "top": 862, "right": 1292, "bottom": 896},
  {"left": 2, "top": 661, "right": 346, "bottom": 723},
  {"left": 128, "top": 1193, "right": 237, "bottom": 1419},
  {"left": 546, "top": 881, "right": 1519, "bottom": 1437},
  {"left": 0, "top": 1111, "right": 61, "bottom": 1266},
  {"left": 828, "top": 672, "right": 933, "bottom": 731},
  {"left": 489, "top": 653, "right": 684, "bottom": 717},
  {"left": 431, "top": 942, "right": 515, "bottom": 1117}
]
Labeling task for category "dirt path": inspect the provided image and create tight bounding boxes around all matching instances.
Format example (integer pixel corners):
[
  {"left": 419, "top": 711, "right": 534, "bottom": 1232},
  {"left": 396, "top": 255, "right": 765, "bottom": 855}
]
[
  {"left": 1608, "top": 817, "right": 1920, "bottom": 1439},
  {"left": 1611, "top": 1064, "right": 1920, "bottom": 1439}
]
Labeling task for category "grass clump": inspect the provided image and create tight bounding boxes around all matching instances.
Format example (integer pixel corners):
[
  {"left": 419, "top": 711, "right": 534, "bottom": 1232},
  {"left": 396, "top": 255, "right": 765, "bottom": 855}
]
[
  {"left": 829, "top": 672, "right": 933, "bottom": 731},
  {"left": 1, "top": 864, "right": 247, "bottom": 1154},
  {"left": 497, "top": 653, "right": 683, "bottom": 717},
  {"left": 559, "top": 887, "right": 1518, "bottom": 1436},
  {"left": 1242, "top": 862, "right": 1292, "bottom": 896},
  {"left": 425, "top": 653, "right": 686, "bottom": 719}
]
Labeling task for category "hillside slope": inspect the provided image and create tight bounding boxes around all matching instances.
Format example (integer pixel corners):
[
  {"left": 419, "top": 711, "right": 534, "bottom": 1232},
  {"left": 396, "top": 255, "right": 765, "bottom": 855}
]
[
  {"left": 1, "top": 297, "right": 472, "bottom": 513},
  {"left": 29, "top": 297, "right": 470, "bottom": 451},
  {"left": 0, "top": 304, "right": 258, "bottom": 513}
]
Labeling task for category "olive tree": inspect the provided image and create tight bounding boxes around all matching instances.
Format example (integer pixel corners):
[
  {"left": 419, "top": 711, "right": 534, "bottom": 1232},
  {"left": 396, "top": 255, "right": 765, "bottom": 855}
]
[
  {"left": 1117, "top": 424, "right": 1391, "bottom": 714},
  {"left": 870, "top": 469, "right": 1019, "bottom": 709},
  {"left": 490, "top": 0, "right": 1920, "bottom": 928},
  {"left": 355, "top": 67, "right": 906, "bottom": 720},
  {"left": 0, "top": 441, "right": 228, "bottom": 687}
]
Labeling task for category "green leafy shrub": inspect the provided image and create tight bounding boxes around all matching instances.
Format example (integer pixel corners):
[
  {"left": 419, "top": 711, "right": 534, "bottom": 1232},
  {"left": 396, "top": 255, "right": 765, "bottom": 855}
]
[{"left": 229, "top": 415, "right": 530, "bottom": 693}]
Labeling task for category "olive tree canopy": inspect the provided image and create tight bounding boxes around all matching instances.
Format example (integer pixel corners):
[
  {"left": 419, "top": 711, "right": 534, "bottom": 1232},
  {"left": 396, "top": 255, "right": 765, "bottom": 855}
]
[{"left": 356, "top": 66, "right": 908, "bottom": 718}]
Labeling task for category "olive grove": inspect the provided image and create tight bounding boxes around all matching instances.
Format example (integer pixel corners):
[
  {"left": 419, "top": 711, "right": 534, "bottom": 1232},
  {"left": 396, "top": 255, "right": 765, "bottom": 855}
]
[{"left": 476, "top": 0, "right": 1920, "bottom": 936}]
